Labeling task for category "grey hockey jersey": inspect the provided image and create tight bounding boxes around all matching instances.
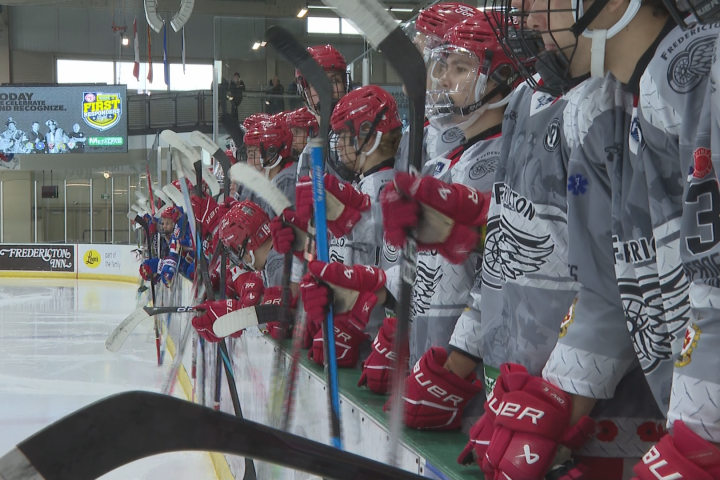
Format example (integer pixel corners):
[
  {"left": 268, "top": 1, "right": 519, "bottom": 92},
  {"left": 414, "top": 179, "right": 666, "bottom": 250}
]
[
  {"left": 669, "top": 31, "right": 720, "bottom": 443},
  {"left": 395, "top": 122, "right": 465, "bottom": 174},
  {"left": 410, "top": 128, "right": 502, "bottom": 366},
  {"left": 327, "top": 161, "right": 398, "bottom": 337},
  {"left": 464, "top": 82, "right": 580, "bottom": 387}
]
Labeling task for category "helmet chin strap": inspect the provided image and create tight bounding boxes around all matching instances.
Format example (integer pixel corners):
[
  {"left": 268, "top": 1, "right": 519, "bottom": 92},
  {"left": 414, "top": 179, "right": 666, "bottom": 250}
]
[
  {"left": 572, "top": 0, "right": 642, "bottom": 77},
  {"left": 246, "top": 250, "right": 257, "bottom": 271}
]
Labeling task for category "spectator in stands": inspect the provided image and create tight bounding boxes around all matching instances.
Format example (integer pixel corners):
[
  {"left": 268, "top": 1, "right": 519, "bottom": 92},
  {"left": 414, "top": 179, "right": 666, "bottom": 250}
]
[
  {"left": 267, "top": 76, "right": 285, "bottom": 114},
  {"left": 229, "top": 73, "right": 245, "bottom": 120}
]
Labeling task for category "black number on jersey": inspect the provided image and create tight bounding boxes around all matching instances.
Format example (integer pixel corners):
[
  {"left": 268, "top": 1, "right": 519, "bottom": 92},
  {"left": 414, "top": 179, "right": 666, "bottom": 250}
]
[{"left": 685, "top": 179, "right": 720, "bottom": 254}]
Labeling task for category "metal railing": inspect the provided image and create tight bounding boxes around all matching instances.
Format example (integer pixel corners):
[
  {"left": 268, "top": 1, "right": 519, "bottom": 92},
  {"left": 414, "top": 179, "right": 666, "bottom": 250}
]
[{"left": 127, "top": 89, "right": 304, "bottom": 135}]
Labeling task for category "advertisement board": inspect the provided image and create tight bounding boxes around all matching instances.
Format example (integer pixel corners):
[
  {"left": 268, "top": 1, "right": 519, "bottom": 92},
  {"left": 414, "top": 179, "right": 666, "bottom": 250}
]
[
  {"left": 0, "top": 85, "right": 128, "bottom": 158},
  {"left": 77, "top": 244, "right": 141, "bottom": 279},
  {"left": 0, "top": 245, "right": 75, "bottom": 272}
]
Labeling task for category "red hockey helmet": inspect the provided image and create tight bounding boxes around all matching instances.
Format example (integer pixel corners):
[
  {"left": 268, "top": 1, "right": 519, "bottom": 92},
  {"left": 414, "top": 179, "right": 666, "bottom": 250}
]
[
  {"left": 296, "top": 45, "right": 350, "bottom": 116},
  {"left": 286, "top": 107, "right": 319, "bottom": 132},
  {"left": 217, "top": 200, "right": 272, "bottom": 270},
  {"left": 272, "top": 111, "right": 289, "bottom": 125},
  {"left": 331, "top": 85, "right": 402, "bottom": 137},
  {"left": 161, "top": 205, "right": 183, "bottom": 224},
  {"left": 243, "top": 113, "right": 271, "bottom": 132},
  {"left": 414, "top": 3, "right": 478, "bottom": 53},
  {"left": 329, "top": 85, "right": 402, "bottom": 181},
  {"left": 425, "top": 13, "right": 520, "bottom": 129},
  {"left": 243, "top": 118, "right": 293, "bottom": 170}
]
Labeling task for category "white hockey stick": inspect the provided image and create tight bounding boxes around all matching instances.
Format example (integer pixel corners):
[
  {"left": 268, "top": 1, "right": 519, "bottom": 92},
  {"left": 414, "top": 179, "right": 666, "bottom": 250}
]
[
  {"left": 161, "top": 130, "right": 221, "bottom": 197},
  {"left": 161, "top": 184, "right": 185, "bottom": 208},
  {"left": 105, "top": 307, "right": 151, "bottom": 352},
  {"left": 229, "top": 163, "right": 292, "bottom": 214}
]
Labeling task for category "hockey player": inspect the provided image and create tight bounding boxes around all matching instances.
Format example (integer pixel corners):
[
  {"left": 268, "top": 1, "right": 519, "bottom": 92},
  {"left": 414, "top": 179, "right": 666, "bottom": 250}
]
[
  {"left": 461, "top": 0, "right": 709, "bottom": 477},
  {"left": 157, "top": 205, "right": 195, "bottom": 287},
  {"left": 624, "top": 2, "right": 720, "bottom": 478},
  {"left": 293, "top": 85, "right": 403, "bottom": 370},
  {"left": 192, "top": 200, "right": 286, "bottom": 341},
  {"left": 285, "top": 106, "right": 318, "bottom": 157},
  {"left": 377, "top": 13, "right": 522, "bottom": 429},
  {"left": 395, "top": 2, "right": 477, "bottom": 174},
  {"left": 240, "top": 117, "right": 297, "bottom": 216},
  {"left": 294, "top": 44, "right": 351, "bottom": 178}
]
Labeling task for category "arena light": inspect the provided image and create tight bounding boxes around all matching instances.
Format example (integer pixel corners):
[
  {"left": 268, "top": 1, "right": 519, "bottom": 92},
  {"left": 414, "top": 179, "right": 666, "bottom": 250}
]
[
  {"left": 297, "top": 7, "right": 308, "bottom": 17},
  {"left": 252, "top": 42, "right": 261, "bottom": 50},
  {"left": 121, "top": 36, "right": 129, "bottom": 46}
]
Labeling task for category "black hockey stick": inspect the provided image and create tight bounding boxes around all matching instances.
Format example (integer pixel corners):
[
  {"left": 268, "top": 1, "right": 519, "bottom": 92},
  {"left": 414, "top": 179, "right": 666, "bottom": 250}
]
[
  {"left": 0, "top": 391, "right": 424, "bottom": 480},
  {"left": 264, "top": 25, "right": 342, "bottom": 448},
  {"left": 143, "top": 306, "right": 197, "bottom": 315},
  {"left": 135, "top": 214, "right": 163, "bottom": 366},
  {"left": 320, "top": 0, "right": 426, "bottom": 464},
  {"left": 194, "top": 157, "right": 258, "bottom": 480}
]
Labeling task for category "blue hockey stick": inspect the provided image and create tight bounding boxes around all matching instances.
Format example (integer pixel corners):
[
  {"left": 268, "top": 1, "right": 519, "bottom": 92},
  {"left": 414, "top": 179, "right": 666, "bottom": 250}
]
[{"left": 310, "top": 139, "right": 343, "bottom": 450}]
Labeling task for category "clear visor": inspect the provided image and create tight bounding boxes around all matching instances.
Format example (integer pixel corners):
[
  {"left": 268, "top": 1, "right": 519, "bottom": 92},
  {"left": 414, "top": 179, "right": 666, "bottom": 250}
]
[
  {"left": 425, "top": 46, "right": 489, "bottom": 129},
  {"left": 405, "top": 24, "right": 444, "bottom": 64}
]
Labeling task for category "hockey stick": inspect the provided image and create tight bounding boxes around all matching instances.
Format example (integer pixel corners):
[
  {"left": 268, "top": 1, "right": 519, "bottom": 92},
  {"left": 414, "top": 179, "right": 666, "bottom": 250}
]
[
  {"left": 190, "top": 131, "right": 232, "bottom": 198},
  {"left": 226, "top": 161, "right": 295, "bottom": 432},
  {"left": 143, "top": 306, "right": 197, "bottom": 315},
  {"left": 134, "top": 214, "right": 162, "bottom": 366},
  {"left": 154, "top": 189, "right": 172, "bottom": 207},
  {"left": 319, "top": 0, "right": 425, "bottom": 464},
  {"left": 162, "top": 183, "right": 185, "bottom": 209},
  {"left": 264, "top": 25, "right": 343, "bottom": 450},
  {"left": 0, "top": 391, "right": 424, "bottom": 480}
]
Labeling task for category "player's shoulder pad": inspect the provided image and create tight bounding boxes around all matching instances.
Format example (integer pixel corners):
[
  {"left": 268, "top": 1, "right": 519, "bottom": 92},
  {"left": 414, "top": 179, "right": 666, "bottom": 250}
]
[
  {"left": 562, "top": 76, "right": 622, "bottom": 152},
  {"left": 639, "top": 23, "right": 719, "bottom": 134}
]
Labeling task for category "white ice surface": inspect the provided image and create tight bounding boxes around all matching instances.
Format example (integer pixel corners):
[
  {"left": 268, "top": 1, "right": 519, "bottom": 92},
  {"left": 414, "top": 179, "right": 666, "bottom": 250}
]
[{"left": 0, "top": 278, "right": 217, "bottom": 480}]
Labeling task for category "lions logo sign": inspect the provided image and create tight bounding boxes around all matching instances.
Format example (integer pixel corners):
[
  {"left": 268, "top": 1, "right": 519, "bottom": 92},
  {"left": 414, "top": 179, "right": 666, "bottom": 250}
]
[{"left": 82, "top": 92, "right": 122, "bottom": 131}]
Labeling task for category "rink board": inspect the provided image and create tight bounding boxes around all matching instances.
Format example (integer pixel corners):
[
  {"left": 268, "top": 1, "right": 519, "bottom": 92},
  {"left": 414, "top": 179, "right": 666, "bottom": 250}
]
[
  {"left": 0, "top": 244, "right": 140, "bottom": 283},
  {"left": 162, "top": 276, "right": 476, "bottom": 480}
]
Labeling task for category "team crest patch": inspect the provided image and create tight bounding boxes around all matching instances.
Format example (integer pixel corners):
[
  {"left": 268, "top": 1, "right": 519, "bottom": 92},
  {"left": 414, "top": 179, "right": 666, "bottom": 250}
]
[
  {"left": 559, "top": 297, "right": 578, "bottom": 338},
  {"left": 441, "top": 127, "right": 463, "bottom": 144},
  {"left": 676, "top": 323, "right": 702, "bottom": 367},
  {"left": 667, "top": 36, "right": 715, "bottom": 94},
  {"left": 469, "top": 157, "right": 497, "bottom": 180},
  {"left": 543, "top": 119, "right": 561, "bottom": 151},
  {"left": 82, "top": 92, "right": 123, "bottom": 131},
  {"left": 690, "top": 147, "right": 712, "bottom": 180}
]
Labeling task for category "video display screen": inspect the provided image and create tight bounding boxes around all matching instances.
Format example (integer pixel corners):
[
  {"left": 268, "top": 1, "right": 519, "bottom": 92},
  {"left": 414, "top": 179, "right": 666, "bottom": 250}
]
[{"left": 0, "top": 85, "right": 128, "bottom": 155}]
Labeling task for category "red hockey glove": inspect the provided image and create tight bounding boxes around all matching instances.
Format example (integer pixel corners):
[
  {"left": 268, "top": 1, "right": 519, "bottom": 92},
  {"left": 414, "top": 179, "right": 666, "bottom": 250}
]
[
  {"left": 380, "top": 180, "right": 420, "bottom": 247},
  {"left": 192, "top": 299, "right": 241, "bottom": 343},
  {"left": 484, "top": 364, "right": 597, "bottom": 480},
  {"left": 237, "top": 270, "right": 264, "bottom": 308},
  {"left": 296, "top": 176, "right": 371, "bottom": 238},
  {"left": 457, "top": 363, "right": 524, "bottom": 471},
  {"left": 633, "top": 421, "right": 720, "bottom": 480},
  {"left": 384, "top": 347, "right": 483, "bottom": 430},
  {"left": 358, "top": 317, "right": 404, "bottom": 394},
  {"left": 295, "top": 176, "right": 314, "bottom": 224},
  {"left": 323, "top": 175, "right": 371, "bottom": 237},
  {"left": 191, "top": 195, "right": 222, "bottom": 235},
  {"left": 308, "top": 315, "right": 371, "bottom": 368},
  {"left": 262, "top": 286, "right": 296, "bottom": 341},
  {"left": 301, "top": 261, "right": 386, "bottom": 331},
  {"left": 393, "top": 172, "right": 490, "bottom": 264},
  {"left": 299, "top": 277, "right": 324, "bottom": 348},
  {"left": 270, "top": 208, "right": 308, "bottom": 256}
]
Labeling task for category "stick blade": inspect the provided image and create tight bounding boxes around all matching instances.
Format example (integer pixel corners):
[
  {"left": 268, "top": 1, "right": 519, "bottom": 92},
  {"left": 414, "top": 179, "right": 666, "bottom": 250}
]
[
  {"left": 105, "top": 307, "right": 151, "bottom": 352},
  {"left": 212, "top": 305, "right": 290, "bottom": 337},
  {"left": 228, "top": 163, "right": 292, "bottom": 215},
  {"left": 162, "top": 185, "right": 184, "bottom": 208},
  {"left": 321, "top": 0, "right": 398, "bottom": 48}
]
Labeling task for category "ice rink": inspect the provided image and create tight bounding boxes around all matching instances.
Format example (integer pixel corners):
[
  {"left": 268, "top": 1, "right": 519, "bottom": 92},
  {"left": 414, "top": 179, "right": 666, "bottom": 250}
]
[{"left": 0, "top": 278, "right": 218, "bottom": 480}]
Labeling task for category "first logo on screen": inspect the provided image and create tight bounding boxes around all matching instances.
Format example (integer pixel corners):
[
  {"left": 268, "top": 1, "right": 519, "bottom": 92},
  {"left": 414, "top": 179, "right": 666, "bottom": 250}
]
[{"left": 82, "top": 92, "right": 122, "bottom": 131}]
